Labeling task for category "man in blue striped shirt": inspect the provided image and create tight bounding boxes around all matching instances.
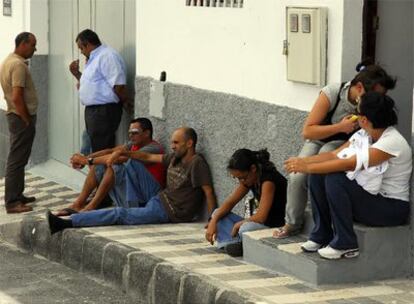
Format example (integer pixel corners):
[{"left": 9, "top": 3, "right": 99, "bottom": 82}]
[{"left": 69, "top": 29, "right": 127, "bottom": 152}]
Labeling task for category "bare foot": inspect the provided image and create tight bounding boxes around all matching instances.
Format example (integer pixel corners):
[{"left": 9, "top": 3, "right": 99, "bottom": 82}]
[{"left": 273, "top": 224, "right": 300, "bottom": 239}]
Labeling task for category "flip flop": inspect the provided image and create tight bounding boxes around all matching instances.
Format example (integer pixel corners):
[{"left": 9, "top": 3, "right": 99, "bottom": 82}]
[
  {"left": 273, "top": 226, "right": 300, "bottom": 239},
  {"left": 54, "top": 208, "right": 78, "bottom": 217}
]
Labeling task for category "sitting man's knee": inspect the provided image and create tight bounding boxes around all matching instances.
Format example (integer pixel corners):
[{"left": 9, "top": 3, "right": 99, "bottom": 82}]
[{"left": 113, "top": 207, "right": 127, "bottom": 223}]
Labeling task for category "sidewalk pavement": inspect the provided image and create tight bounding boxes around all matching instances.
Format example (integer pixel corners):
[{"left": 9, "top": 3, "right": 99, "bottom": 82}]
[{"left": 0, "top": 172, "right": 414, "bottom": 304}]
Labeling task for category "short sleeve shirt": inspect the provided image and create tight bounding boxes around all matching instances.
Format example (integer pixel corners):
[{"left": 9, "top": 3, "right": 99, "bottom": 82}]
[
  {"left": 0, "top": 53, "right": 38, "bottom": 115},
  {"left": 250, "top": 165, "right": 287, "bottom": 227},
  {"left": 320, "top": 82, "right": 356, "bottom": 124},
  {"left": 371, "top": 126, "right": 412, "bottom": 201},
  {"left": 79, "top": 45, "right": 126, "bottom": 106},
  {"left": 159, "top": 153, "right": 213, "bottom": 222}
]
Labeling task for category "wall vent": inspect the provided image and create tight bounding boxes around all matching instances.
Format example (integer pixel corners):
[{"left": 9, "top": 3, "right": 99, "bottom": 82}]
[{"left": 186, "top": 0, "right": 243, "bottom": 8}]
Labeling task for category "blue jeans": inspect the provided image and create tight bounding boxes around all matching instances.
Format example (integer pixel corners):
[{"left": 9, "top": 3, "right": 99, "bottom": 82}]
[
  {"left": 124, "top": 160, "right": 160, "bottom": 207},
  {"left": 80, "top": 130, "right": 92, "bottom": 156},
  {"left": 71, "top": 194, "right": 169, "bottom": 227},
  {"left": 215, "top": 211, "right": 268, "bottom": 248},
  {"left": 309, "top": 173, "right": 409, "bottom": 250},
  {"left": 94, "top": 160, "right": 160, "bottom": 208}
]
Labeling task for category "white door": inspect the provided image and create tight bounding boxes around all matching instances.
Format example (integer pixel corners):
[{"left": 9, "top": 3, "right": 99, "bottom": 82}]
[{"left": 48, "top": 0, "right": 136, "bottom": 164}]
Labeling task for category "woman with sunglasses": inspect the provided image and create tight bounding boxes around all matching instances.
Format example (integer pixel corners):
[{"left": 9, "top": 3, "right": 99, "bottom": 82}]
[
  {"left": 205, "top": 148, "right": 287, "bottom": 256},
  {"left": 285, "top": 92, "right": 411, "bottom": 259},
  {"left": 274, "top": 60, "right": 397, "bottom": 239}
]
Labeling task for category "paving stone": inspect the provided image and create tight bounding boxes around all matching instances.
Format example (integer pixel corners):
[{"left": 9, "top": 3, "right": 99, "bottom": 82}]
[
  {"left": 247, "top": 270, "right": 281, "bottom": 279},
  {"left": 25, "top": 175, "right": 45, "bottom": 183},
  {"left": 246, "top": 286, "right": 279, "bottom": 296},
  {"left": 19, "top": 215, "right": 38, "bottom": 251},
  {"left": 352, "top": 297, "right": 388, "bottom": 304},
  {"left": 31, "top": 219, "right": 53, "bottom": 257},
  {"left": 180, "top": 273, "right": 219, "bottom": 304},
  {"left": 212, "top": 272, "right": 251, "bottom": 281},
  {"left": 191, "top": 247, "right": 219, "bottom": 255},
  {"left": 35, "top": 181, "right": 59, "bottom": 188},
  {"left": 215, "top": 289, "right": 257, "bottom": 304},
  {"left": 126, "top": 251, "right": 163, "bottom": 303},
  {"left": 392, "top": 293, "right": 414, "bottom": 302},
  {"left": 82, "top": 235, "right": 112, "bottom": 278},
  {"left": 288, "top": 283, "right": 317, "bottom": 293},
  {"left": 219, "top": 258, "right": 245, "bottom": 267},
  {"left": 327, "top": 299, "right": 359, "bottom": 304},
  {"left": 152, "top": 251, "right": 183, "bottom": 258},
  {"left": 0, "top": 220, "right": 23, "bottom": 246},
  {"left": 61, "top": 229, "right": 90, "bottom": 271},
  {"left": 151, "top": 262, "right": 188, "bottom": 304},
  {"left": 47, "top": 231, "right": 63, "bottom": 262},
  {"left": 102, "top": 242, "right": 137, "bottom": 289}
]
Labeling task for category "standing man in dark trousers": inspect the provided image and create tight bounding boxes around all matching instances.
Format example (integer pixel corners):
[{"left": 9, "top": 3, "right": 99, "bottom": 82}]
[
  {"left": 69, "top": 29, "right": 127, "bottom": 152},
  {"left": 0, "top": 32, "right": 38, "bottom": 213}
]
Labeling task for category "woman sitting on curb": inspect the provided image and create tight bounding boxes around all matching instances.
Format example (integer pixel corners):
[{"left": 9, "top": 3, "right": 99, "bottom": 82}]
[
  {"left": 285, "top": 92, "right": 411, "bottom": 260},
  {"left": 274, "top": 60, "right": 397, "bottom": 239},
  {"left": 205, "top": 149, "right": 287, "bottom": 257}
]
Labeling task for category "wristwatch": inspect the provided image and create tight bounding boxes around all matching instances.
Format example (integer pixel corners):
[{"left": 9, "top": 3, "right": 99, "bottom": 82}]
[{"left": 87, "top": 157, "right": 94, "bottom": 166}]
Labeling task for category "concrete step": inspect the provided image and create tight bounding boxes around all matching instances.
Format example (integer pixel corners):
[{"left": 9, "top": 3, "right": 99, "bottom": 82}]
[{"left": 243, "top": 224, "right": 411, "bottom": 285}]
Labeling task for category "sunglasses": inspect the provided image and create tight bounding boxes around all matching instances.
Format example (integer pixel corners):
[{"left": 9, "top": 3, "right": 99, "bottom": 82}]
[{"left": 128, "top": 128, "right": 144, "bottom": 135}]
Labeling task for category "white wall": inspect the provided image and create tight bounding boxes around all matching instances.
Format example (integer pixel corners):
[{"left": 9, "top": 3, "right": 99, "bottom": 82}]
[
  {"left": 136, "top": 0, "right": 363, "bottom": 111},
  {"left": 0, "top": 0, "right": 48, "bottom": 109},
  {"left": 0, "top": 0, "right": 48, "bottom": 59}
]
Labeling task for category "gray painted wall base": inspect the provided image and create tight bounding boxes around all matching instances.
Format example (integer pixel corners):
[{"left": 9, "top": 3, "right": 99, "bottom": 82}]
[
  {"left": 243, "top": 224, "right": 411, "bottom": 285},
  {"left": 135, "top": 76, "right": 307, "bottom": 212}
]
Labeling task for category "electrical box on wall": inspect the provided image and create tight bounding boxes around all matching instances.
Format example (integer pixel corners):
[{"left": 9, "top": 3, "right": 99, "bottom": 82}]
[{"left": 285, "top": 7, "right": 327, "bottom": 86}]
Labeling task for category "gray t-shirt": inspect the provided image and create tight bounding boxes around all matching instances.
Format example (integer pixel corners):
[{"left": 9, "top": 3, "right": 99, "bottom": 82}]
[{"left": 320, "top": 81, "right": 357, "bottom": 124}]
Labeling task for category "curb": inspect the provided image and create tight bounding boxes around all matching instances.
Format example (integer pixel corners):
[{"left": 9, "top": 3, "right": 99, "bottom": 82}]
[{"left": 0, "top": 216, "right": 260, "bottom": 304}]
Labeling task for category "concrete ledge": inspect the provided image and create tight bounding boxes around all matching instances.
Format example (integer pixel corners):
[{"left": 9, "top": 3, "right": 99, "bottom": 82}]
[
  {"left": 243, "top": 224, "right": 411, "bottom": 285},
  {"left": 125, "top": 251, "right": 164, "bottom": 303},
  {"left": 82, "top": 235, "right": 113, "bottom": 278},
  {"left": 102, "top": 242, "right": 137, "bottom": 289},
  {"left": 215, "top": 289, "right": 257, "bottom": 304},
  {"left": 62, "top": 229, "right": 91, "bottom": 271},
  {"left": 180, "top": 273, "right": 219, "bottom": 304},
  {"left": 152, "top": 262, "right": 188, "bottom": 304}
]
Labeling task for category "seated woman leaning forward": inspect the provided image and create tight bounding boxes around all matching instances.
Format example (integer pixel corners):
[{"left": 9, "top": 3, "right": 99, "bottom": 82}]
[
  {"left": 285, "top": 92, "right": 412, "bottom": 260},
  {"left": 274, "top": 61, "right": 397, "bottom": 239},
  {"left": 205, "top": 149, "right": 287, "bottom": 257}
]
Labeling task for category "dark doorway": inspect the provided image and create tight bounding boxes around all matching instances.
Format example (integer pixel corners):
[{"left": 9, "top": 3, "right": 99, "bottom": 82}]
[{"left": 362, "top": 0, "right": 378, "bottom": 61}]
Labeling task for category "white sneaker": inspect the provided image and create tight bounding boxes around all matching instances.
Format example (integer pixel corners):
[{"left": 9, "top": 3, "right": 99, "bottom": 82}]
[
  {"left": 301, "top": 240, "right": 323, "bottom": 252},
  {"left": 318, "top": 245, "right": 359, "bottom": 260}
]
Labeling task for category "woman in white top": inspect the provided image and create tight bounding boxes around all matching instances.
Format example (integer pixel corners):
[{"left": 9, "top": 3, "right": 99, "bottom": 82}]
[
  {"left": 274, "top": 61, "right": 397, "bottom": 239},
  {"left": 285, "top": 92, "right": 412, "bottom": 259}
]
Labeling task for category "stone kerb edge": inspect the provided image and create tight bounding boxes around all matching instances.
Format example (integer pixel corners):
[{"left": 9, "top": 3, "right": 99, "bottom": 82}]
[{"left": 1, "top": 217, "right": 258, "bottom": 303}]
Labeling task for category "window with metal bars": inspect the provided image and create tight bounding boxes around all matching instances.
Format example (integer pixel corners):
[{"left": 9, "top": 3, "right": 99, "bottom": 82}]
[{"left": 186, "top": 0, "right": 244, "bottom": 8}]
